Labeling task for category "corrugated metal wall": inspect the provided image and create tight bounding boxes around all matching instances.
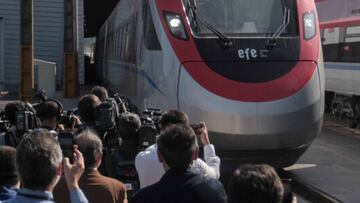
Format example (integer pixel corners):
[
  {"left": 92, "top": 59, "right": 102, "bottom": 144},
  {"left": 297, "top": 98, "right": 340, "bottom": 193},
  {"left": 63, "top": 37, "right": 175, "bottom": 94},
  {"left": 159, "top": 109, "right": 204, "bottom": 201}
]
[
  {"left": 34, "top": 0, "right": 64, "bottom": 87},
  {"left": 0, "top": 0, "right": 20, "bottom": 91},
  {"left": 0, "top": 18, "right": 5, "bottom": 90},
  {"left": 0, "top": 0, "right": 84, "bottom": 92},
  {"left": 34, "top": 0, "right": 84, "bottom": 86}
]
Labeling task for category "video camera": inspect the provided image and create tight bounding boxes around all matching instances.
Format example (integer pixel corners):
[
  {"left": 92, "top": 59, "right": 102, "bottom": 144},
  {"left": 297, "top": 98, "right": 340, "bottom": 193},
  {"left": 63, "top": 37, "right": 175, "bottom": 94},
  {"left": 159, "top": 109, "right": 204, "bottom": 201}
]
[
  {"left": 137, "top": 108, "right": 162, "bottom": 151},
  {"left": 95, "top": 93, "right": 138, "bottom": 137},
  {"left": 15, "top": 102, "right": 39, "bottom": 134},
  {"left": 34, "top": 90, "right": 78, "bottom": 130},
  {"left": 113, "top": 93, "right": 138, "bottom": 114},
  {"left": 59, "top": 108, "right": 77, "bottom": 129},
  {"left": 96, "top": 98, "right": 119, "bottom": 136}
]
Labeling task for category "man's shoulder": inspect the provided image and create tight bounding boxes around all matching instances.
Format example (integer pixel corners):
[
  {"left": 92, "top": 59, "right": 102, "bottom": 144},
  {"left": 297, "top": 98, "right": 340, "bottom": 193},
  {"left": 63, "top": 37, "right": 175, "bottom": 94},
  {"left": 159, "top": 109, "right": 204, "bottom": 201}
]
[
  {"left": 136, "top": 145, "right": 157, "bottom": 156},
  {"left": 197, "top": 175, "right": 227, "bottom": 201},
  {"left": 132, "top": 173, "right": 227, "bottom": 203},
  {"left": 103, "top": 175, "right": 126, "bottom": 189},
  {"left": 88, "top": 172, "right": 126, "bottom": 191},
  {"left": 201, "top": 175, "right": 224, "bottom": 190},
  {"left": 131, "top": 183, "right": 161, "bottom": 203},
  {"left": 135, "top": 144, "right": 158, "bottom": 162}
]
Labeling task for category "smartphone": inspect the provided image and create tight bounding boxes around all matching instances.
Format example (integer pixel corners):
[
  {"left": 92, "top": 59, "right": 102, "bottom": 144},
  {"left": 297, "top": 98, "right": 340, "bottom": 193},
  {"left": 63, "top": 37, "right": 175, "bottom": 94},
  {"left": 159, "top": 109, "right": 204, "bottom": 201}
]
[{"left": 58, "top": 132, "right": 74, "bottom": 162}]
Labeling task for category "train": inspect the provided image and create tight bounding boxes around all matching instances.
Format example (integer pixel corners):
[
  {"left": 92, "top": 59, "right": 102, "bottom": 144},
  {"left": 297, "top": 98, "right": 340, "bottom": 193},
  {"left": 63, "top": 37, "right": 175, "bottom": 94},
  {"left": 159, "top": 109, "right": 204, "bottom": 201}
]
[
  {"left": 95, "top": 0, "right": 324, "bottom": 168},
  {"left": 316, "top": 0, "right": 360, "bottom": 128}
]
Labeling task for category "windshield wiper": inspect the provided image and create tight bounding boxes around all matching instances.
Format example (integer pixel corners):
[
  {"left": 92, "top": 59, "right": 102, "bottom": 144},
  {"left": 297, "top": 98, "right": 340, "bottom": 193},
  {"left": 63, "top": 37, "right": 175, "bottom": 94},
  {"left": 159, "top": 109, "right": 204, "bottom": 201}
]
[
  {"left": 187, "top": 1, "right": 233, "bottom": 49},
  {"left": 265, "top": 7, "right": 291, "bottom": 49}
]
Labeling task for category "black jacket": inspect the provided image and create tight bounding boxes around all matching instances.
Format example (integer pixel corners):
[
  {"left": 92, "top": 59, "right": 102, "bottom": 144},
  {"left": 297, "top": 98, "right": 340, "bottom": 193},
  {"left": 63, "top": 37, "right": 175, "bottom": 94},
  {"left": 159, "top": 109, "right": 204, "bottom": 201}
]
[{"left": 131, "top": 167, "right": 227, "bottom": 203}]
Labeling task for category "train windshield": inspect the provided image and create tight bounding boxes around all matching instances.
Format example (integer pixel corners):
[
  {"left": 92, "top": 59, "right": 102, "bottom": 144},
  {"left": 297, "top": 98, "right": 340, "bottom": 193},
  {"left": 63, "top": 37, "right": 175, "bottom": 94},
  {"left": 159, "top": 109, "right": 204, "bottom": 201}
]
[{"left": 184, "top": 0, "right": 298, "bottom": 37}]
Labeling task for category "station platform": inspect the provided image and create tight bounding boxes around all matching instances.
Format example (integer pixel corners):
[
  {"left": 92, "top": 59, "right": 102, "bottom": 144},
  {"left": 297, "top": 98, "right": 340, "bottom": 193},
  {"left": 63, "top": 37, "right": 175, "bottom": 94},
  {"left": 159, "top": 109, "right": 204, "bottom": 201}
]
[{"left": 286, "top": 116, "right": 360, "bottom": 202}]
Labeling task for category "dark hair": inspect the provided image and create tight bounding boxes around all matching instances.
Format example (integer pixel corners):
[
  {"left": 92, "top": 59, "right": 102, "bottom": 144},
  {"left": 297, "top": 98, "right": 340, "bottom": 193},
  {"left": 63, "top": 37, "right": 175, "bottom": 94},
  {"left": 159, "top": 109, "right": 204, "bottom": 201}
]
[
  {"left": 227, "top": 164, "right": 284, "bottom": 203},
  {"left": 157, "top": 124, "right": 197, "bottom": 168},
  {"left": 159, "top": 110, "right": 189, "bottom": 130},
  {"left": 74, "top": 129, "right": 103, "bottom": 169},
  {"left": 37, "top": 100, "right": 62, "bottom": 122},
  {"left": 118, "top": 112, "right": 141, "bottom": 140},
  {"left": 78, "top": 94, "right": 101, "bottom": 123},
  {"left": 91, "top": 86, "right": 108, "bottom": 101},
  {"left": 4, "top": 102, "right": 23, "bottom": 125},
  {"left": 16, "top": 129, "right": 62, "bottom": 190},
  {"left": 0, "top": 146, "right": 19, "bottom": 186}
]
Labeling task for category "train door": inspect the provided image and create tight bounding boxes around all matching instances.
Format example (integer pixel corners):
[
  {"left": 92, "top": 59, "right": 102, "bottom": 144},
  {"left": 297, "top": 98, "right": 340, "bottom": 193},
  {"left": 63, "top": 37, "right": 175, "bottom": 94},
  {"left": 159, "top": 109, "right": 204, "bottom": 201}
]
[{"left": 0, "top": 17, "right": 4, "bottom": 90}]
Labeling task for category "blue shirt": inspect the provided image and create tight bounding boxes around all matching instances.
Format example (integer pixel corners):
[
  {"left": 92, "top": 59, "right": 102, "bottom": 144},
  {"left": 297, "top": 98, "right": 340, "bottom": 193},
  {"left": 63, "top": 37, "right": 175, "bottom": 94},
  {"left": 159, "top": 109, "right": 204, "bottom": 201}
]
[
  {"left": 0, "top": 188, "right": 88, "bottom": 203},
  {"left": 0, "top": 185, "right": 18, "bottom": 201}
]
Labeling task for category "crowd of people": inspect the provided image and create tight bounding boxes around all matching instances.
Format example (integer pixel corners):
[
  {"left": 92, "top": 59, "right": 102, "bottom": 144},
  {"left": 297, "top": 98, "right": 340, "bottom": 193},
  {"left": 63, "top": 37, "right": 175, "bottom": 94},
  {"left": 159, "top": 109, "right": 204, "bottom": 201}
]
[{"left": 0, "top": 86, "right": 296, "bottom": 203}]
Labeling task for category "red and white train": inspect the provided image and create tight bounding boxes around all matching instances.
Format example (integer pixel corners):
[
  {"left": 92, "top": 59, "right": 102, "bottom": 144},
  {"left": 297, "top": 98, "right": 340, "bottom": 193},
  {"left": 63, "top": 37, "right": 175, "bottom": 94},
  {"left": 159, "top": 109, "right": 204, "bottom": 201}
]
[
  {"left": 96, "top": 0, "right": 324, "bottom": 167},
  {"left": 316, "top": 0, "right": 360, "bottom": 128}
]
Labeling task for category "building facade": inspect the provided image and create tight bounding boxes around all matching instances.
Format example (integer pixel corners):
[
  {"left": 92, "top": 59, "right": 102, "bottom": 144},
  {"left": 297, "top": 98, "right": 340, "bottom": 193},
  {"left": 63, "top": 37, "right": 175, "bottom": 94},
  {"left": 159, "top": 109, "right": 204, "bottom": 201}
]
[{"left": 0, "top": 0, "right": 84, "bottom": 92}]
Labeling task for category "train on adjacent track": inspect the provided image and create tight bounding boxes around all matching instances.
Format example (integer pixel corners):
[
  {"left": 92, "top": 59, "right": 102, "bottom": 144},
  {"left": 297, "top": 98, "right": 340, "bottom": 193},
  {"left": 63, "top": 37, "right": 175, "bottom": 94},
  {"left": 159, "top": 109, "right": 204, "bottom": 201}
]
[
  {"left": 316, "top": 0, "right": 360, "bottom": 128},
  {"left": 95, "top": 0, "right": 324, "bottom": 168}
]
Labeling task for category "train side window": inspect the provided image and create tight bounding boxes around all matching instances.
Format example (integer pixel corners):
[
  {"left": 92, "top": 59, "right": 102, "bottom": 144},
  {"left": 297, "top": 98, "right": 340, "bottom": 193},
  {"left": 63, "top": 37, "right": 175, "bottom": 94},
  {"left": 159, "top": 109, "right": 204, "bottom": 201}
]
[{"left": 143, "top": 2, "right": 162, "bottom": 50}]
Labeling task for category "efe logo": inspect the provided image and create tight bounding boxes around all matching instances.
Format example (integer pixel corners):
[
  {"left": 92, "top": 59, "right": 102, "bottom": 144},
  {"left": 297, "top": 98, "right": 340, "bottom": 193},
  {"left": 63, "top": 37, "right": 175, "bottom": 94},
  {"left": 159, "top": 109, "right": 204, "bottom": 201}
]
[
  {"left": 238, "top": 48, "right": 257, "bottom": 60},
  {"left": 238, "top": 48, "right": 269, "bottom": 60}
]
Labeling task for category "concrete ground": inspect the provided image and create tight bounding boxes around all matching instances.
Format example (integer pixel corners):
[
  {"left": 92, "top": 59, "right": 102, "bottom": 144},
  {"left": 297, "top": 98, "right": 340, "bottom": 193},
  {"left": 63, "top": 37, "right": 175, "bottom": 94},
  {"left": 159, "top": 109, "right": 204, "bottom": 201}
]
[
  {"left": 286, "top": 118, "right": 360, "bottom": 203},
  {"left": 0, "top": 86, "right": 93, "bottom": 110}
]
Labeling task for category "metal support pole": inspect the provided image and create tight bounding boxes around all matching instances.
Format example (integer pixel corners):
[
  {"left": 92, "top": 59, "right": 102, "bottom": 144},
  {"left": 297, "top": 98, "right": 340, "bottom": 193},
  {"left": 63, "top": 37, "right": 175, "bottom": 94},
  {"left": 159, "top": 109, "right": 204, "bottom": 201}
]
[
  {"left": 19, "top": 0, "right": 34, "bottom": 102},
  {"left": 63, "top": 0, "right": 79, "bottom": 98}
]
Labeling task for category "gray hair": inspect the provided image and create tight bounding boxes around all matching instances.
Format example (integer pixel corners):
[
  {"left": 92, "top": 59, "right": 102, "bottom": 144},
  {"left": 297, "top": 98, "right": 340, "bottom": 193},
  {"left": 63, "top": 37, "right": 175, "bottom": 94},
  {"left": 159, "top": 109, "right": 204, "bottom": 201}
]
[
  {"left": 74, "top": 129, "right": 103, "bottom": 169},
  {"left": 16, "top": 129, "right": 62, "bottom": 190}
]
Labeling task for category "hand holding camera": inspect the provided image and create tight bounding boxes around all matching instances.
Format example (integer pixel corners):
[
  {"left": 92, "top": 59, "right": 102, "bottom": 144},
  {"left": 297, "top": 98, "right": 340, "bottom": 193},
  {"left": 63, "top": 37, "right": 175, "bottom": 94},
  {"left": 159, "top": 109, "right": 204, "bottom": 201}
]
[
  {"left": 192, "top": 122, "right": 210, "bottom": 145},
  {"left": 63, "top": 145, "right": 85, "bottom": 191}
]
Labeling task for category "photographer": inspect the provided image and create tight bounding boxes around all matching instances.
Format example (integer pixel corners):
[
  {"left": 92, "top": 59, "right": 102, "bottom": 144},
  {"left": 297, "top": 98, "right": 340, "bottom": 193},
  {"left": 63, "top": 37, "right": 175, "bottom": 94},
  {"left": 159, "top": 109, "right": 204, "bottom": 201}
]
[
  {"left": 54, "top": 130, "right": 127, "bottom": 203},
  {"left": 37, "top": 100, "right": 81, "bottom": 137},
  {"left": 90, "top": 86, "right": 108, "bottom": 102},
  {"left": 2, "top": 129, "right": 89, "bottom": 203},
  {"left": 1, "top": 102, "right": 38, "bottom": 147},
  {"left": 117, "top": 113, "right": 142, "bottom": 159},
  {"left": 37, "top": 100, "right": 62, "bottom": 136},
  {"left": 131, "top": 124, "right": 226, "bottom": 203},
  {"left": 135, "top": 110, "right": 221, "bottom": 188},
  {"left": 105, "top": 113, "right": 141, "bottom": 178},
  {"left": 0, "top": 103, "right": 22, "bottom": 146},
  {"left": 77, "top": 94, "right": 101, "bottom": 134}
]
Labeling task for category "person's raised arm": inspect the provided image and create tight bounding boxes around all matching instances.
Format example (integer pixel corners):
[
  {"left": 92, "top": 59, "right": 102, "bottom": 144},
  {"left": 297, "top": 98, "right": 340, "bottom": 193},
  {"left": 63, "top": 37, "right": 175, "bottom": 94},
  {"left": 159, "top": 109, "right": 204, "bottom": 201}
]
[
  {"left": 63, "top": 145, "right": 89, "bottom": 203},
  {"left": 194, "top": 122, "right": 221, "bottom": 179}
]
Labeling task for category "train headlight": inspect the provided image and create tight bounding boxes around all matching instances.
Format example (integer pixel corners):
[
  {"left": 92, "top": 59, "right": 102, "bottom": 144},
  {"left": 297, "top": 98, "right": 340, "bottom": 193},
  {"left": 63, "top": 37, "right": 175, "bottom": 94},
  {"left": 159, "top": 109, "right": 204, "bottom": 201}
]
[
  {"left": 303, "top": 11, "right": 316, "bottom": 40},
  {"left": 164, "top": 12, "right": 188, "bottom": 40}
]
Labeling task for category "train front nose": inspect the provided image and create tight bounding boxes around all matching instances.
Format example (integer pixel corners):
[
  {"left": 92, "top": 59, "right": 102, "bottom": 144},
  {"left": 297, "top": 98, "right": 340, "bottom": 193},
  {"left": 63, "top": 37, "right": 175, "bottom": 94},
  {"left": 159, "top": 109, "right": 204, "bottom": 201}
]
[{"left": 177, "top": 62, "right": 324, "bottom": 167}]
